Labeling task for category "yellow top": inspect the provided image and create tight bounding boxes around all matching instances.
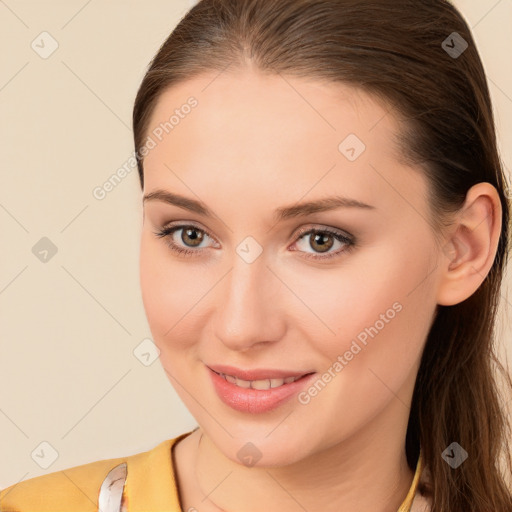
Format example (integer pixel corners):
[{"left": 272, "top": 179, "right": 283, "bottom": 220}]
[{"left": 0, "top": 430, "right": 428, "bottom": 511}]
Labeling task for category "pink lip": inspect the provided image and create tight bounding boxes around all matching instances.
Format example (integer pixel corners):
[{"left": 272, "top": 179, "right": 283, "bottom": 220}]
[
  {"left": 207, "top": 366, "right": 317, "bottom": 414},
  {"left": 207, "top": 364, "right": 314, "bottom": 381}
]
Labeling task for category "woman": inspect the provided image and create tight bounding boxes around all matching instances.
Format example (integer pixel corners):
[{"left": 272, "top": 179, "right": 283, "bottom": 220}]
[{"left": 2, "top": 0, "right": 511, "bottom": 511}]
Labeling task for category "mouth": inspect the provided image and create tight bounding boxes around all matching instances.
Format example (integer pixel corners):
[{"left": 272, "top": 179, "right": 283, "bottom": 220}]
[
  {"left": 207, "top": 366, "right": 317, "bottom": 413},
  {"left": 208, "top": 366, "right": 315, "bottom": 390}
]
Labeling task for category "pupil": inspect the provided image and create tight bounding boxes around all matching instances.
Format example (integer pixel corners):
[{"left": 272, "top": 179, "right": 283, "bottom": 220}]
[
  {"left": 184, "top": 228, "right": 203, "bottom": 246},
  {"left": 311, "top": 233, "right": 333, "bottom": 253}
]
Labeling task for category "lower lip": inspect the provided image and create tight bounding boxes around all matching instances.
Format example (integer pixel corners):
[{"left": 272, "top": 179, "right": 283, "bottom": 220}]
[{"left": 208, "top": 367, "right": 316, "bottom": 414}]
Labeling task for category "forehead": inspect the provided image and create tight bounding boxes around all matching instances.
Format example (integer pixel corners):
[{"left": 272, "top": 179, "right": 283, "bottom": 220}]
[
  {"left": 145, "top": 68, "right": 400, "bottom": 158},
  {"left": 142, "top": 68, "right": 427, "bottom": 220}
]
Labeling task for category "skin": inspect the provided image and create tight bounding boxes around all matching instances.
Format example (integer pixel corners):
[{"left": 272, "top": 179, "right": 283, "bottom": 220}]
[{"left": 139, "top": 67, "right": 501, "bottom": 512}]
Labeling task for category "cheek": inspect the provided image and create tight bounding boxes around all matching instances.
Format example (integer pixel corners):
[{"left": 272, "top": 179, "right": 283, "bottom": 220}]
[
  {"left": 139, "top": 233, "right": 202, "bottom": 352},
  {"left": 280, "top": 243, "right": 436, "bottom": 441},
  {"left": 285, "top": 239, "right": 436, "bottom": 387},
  {"left": 140, "top": 230, "right": 232, "bottom": 372}
]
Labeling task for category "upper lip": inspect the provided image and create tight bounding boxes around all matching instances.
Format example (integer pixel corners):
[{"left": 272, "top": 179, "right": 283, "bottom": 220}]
[{"left": 207, "top": 364, "right": 315, "bottom": 381}]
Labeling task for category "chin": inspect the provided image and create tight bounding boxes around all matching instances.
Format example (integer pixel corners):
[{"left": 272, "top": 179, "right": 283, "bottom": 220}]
[{"left": 212, "top": 429, "right": 310, "bottom": 468}]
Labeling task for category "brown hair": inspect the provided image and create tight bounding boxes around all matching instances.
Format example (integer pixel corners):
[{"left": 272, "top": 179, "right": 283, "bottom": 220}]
[{"left": 132, "top": 0, "right": 512, "bottom": 509}]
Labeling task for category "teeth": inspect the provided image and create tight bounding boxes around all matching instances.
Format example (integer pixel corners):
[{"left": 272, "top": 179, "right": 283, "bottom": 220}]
[
  {"left": 271, "top": 378, "right": 286, "bottom": 388},
  {"left": 220, "top": 373, "right": 302, "bottom": 389},
  {"left": 225, "top": 374, "right": 237, "bottom": 385},
  {"left": 235, "top": 377, "right": 251, "bottom": 388}
]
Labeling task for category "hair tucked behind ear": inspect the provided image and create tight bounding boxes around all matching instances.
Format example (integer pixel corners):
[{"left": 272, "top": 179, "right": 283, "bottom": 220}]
[{"left": 132, "top": 1, "right": 512, "bottom": 509}]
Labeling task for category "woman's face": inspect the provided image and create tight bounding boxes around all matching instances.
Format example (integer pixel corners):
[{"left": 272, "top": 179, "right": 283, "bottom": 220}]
[{"left": 139, "top": 68, "right": 444, "bottom": 465}]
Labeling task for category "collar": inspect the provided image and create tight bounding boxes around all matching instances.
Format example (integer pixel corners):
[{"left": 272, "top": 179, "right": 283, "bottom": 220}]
[
  {"left": 397, "top": 448, "right": 426, "bottom": 511},
  {"left": 120, "top": 430, "right": 193, "bottom": 510},
  {"left": 119, "top": 432, "right": 429, "bottom": 512}
]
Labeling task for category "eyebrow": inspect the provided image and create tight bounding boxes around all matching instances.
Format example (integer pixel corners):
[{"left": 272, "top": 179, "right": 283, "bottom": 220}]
[{"left": 143, "top": 189, "right": 376, "bottom": 222}]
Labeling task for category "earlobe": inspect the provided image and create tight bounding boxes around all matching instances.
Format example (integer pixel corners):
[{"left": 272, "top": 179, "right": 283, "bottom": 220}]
[{"left": 436, "top": 182, "right": 502, "bottom": 306}]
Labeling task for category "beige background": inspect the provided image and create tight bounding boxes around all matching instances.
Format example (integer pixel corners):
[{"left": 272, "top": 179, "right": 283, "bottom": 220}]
[{"left": 0, "top": 0, "right": 511, "bottom": 489}]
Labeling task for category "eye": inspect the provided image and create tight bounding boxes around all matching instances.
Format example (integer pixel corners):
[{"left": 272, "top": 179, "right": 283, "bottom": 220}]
[
  {"left": 153, "top": 223, "right": 217, "bottom": 257},
  {"left": 290, "top": 226, "right": 355, "bottom": 261},
  {"left": 153, "top": 223, "right": 355, "bottom": 261}
]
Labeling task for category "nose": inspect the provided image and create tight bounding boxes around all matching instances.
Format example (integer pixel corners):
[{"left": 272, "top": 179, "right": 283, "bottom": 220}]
[{"left": 213, "top": 253, "right": 286, "bottom": 352}]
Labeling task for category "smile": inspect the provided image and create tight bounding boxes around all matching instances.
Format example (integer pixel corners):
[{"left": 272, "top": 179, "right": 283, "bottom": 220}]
[
  {"left": 212, "top": 370, "right": 306, "bottom": 390},
  {"left": 207, "top": 366, "right": 318, "bottom": 414}
]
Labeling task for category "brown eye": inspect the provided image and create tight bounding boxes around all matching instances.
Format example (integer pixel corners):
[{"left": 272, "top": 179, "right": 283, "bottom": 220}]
[
  {"left": 153, "top": 223, "right": 217, "bottom": 257},
  {"left": 181, "top": 227, "right": 205, "bottom": 247},
  {"left": 309, "top": 232, "right": 335, "bottom": 253},
  {"left": 291, "top": 226, "right": 355, "bottom": 261}
]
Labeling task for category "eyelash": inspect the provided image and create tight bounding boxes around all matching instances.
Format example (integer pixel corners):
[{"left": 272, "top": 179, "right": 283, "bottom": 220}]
[{"left": 152, "top": 223, "right": 355, "bottom": 261}]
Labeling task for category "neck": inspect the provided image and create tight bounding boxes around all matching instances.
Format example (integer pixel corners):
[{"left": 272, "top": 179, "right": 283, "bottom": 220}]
[{"left": 184, "top": 397, "right": 416, "bottom": 512}]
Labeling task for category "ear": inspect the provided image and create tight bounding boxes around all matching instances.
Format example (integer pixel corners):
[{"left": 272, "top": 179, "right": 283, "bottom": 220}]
[{"left": 436, "top": 182, "right": 502, "bottom": 306}]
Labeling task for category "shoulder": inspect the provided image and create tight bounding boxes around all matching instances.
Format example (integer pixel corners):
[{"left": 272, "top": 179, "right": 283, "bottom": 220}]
[
  {"left": 0, "top": 454, "right": 129, "bottom": 512},
  {"left": 0, "top": 431, "right": 193, "bottom": 512}
]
